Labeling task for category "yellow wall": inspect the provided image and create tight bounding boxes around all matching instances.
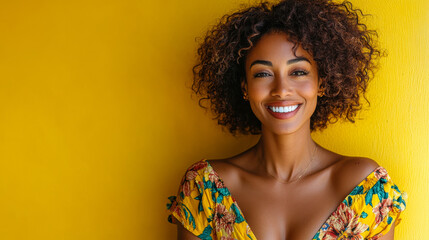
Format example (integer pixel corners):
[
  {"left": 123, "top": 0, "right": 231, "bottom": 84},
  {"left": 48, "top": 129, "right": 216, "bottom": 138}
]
[{"left": 0, "top": 0, "right": 427, "bottom": 239}]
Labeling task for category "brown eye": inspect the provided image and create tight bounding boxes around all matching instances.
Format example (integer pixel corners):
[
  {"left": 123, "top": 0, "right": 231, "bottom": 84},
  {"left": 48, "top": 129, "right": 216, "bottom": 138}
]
[
  {"left": 291, "top": 70, "right": 309, "bottom": 76},
  {"left": 254, "top": 72, "right": 272, "bottom": 78}
]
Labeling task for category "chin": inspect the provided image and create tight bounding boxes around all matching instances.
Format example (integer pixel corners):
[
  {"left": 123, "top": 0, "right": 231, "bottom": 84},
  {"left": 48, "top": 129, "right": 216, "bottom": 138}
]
[{"left": 262, "top": 124, "right": 304, "bottom": 136}]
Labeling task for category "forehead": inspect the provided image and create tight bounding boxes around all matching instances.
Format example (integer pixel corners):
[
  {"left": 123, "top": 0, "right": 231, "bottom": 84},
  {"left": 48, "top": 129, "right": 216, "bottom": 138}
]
[{"left": 245, "top": 32, "right": 314, "bottom": 66}]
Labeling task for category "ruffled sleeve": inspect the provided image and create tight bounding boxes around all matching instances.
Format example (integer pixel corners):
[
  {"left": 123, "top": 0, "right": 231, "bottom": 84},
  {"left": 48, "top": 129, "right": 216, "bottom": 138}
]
[
  {"left": 166, "top": 160, "right": 215, "bottom": 238},
  {"left": 166, "top": 160, "right": 256, "bottom": 240},
  {"left": 363, "top": 167, "right": 407, "bottom": 238}
]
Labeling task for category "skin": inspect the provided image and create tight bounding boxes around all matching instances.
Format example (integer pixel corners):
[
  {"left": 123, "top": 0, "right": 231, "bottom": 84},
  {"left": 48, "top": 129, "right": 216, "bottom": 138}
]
[{"left": 177, "top": 32, "right": 394, "bottom": 239}]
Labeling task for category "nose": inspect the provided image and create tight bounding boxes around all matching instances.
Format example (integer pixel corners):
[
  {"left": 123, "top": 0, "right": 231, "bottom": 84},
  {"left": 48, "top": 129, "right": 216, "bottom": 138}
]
[{"left": 270, "top": 75, "right": 292, "bottom": 98}]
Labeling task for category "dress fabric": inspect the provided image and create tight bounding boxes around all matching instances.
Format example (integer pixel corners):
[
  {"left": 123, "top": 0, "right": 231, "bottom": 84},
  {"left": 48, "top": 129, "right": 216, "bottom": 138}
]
[{"left": 166, "top": 159, "right": 407, "bottom": 240}]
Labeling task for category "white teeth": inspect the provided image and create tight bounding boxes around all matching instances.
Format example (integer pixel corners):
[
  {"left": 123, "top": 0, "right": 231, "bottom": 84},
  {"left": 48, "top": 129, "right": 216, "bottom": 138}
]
[{"left": 269, "top": 105, "right": 299, "bottom": 113}]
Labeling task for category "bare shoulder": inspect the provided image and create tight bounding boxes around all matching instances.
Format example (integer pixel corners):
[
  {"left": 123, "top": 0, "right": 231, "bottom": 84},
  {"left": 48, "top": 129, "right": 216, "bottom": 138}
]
[
  {"left": 205, "top": 157, "right": 242, "bottom": 186},
  {"left": 331, "top": 156, "right": 380, "bottom": 195},
  {"left": 206, "top": 153, "right": 254, "bottom": 190},
  {"left": 335, "top": 156, "right": 379, "bottom": 174},
  {"left": 206, "top": 158, "right": 235, "bottom": 175}
]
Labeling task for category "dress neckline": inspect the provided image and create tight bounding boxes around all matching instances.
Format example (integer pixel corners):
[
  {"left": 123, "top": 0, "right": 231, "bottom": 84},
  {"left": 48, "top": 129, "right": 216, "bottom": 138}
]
[{"left": 202, "top": 158, "right": 383, "bottom": 240}]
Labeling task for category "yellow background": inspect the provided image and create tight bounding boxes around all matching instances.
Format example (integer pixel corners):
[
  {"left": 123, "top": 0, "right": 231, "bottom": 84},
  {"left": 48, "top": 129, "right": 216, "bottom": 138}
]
[{"left": 0, "top": 0, "right": 427, "bottom": 239}]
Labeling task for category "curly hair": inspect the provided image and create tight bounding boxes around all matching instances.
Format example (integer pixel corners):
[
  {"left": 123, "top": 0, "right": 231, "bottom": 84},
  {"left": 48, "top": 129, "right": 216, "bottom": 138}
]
[{"left": 191, "top": 0, "right": 382, "bottom": 135}]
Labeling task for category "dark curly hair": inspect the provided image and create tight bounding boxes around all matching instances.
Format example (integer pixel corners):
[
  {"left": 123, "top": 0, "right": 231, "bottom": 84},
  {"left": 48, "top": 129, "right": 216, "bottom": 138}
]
[{"left": 191, "top": 0, "right": 382, "bottom": 135}]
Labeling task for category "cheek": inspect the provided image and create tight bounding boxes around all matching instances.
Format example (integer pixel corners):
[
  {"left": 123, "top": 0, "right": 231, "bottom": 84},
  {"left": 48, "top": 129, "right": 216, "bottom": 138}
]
[
  {"left": 247, "top": 81, "right": 270, "bottom": 99},
  {"left": 300, "top": 81, "right": 319, "bottom": 98},
  {"left": 246, "top": 82, "right": 268, "bottom": 118}
]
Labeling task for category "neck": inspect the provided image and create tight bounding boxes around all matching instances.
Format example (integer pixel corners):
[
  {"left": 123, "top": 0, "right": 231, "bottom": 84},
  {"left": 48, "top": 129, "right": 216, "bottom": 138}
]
[{"left": 253, "top": 125, "right": 318, "bottom": 182}]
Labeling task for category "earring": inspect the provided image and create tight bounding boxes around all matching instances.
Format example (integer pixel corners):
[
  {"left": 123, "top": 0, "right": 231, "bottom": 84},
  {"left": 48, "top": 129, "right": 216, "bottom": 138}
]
[
  {"left": 243, "top": 92, "right": 249, "bottom": 100},
  {"left": 318, "top": 79, "right": 326, "bottom": 97},
  {"left": 318, "top": 85, "right": 326, "bottom": 97}
]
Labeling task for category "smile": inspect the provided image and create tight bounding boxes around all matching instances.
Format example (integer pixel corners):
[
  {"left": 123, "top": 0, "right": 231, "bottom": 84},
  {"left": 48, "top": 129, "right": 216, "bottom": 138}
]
[
  {"left": 268, "top": 105, "right": 299, "bottom": 113},
  {"left": 266, "top": 104, "right": 301, "bottom": 119}
]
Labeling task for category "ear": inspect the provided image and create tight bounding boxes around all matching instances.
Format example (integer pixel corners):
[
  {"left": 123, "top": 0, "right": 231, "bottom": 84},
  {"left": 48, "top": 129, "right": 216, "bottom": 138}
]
[
  {"left": 317, "top": 77, "right": 323, "bottom": 88},
  {"left": 317, "top": 78, "right": 326, "bottom": 97},
  {"left": 241, "top": 78, "right": 248, "bottom": 93}
]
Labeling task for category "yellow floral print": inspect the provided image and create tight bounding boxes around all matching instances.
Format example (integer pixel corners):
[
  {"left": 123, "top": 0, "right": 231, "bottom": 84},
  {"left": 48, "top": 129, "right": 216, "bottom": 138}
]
[{"left": 167, "top": 159, "right": 407, "bottom": 240}]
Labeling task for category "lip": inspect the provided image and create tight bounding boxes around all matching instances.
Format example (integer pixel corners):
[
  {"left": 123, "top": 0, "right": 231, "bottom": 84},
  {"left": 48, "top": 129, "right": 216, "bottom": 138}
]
[
  {"left": 265, "top": 101, "right": 302, "bottom": 107},
  {"left": 266, "top": 103, "right": 302, "bottom": 119}
]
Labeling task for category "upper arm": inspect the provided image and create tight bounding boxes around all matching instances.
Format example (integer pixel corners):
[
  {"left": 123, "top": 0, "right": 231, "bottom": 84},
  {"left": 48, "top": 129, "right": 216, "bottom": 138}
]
[
  {"left": 377, "top": 220, "right": 395, "bottom": 240},
  {"left": 334, "top": 158, "right": 403, "bottom": 240},
  {"left": 177, "top": 223, "right": 200, "bottom": 240},
  {"left": 167, "top": 160, "right": 214, "bottom": 239}
]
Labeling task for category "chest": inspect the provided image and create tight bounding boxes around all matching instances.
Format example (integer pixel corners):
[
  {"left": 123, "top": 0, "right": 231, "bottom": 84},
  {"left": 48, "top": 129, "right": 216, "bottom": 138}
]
[{"left": 229, "top": 177, "right": 342, "bottom": 239}]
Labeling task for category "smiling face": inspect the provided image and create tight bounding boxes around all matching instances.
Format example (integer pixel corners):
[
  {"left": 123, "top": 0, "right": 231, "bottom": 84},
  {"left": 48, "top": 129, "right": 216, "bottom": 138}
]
[{"left": 243, "top": 31, "right": 321, "bottom": 135}]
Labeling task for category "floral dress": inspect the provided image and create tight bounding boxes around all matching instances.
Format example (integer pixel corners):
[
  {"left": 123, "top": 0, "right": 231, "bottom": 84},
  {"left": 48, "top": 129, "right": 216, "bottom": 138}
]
[{"left": 166, "top": 159, "right": 407, "bottom": 240}]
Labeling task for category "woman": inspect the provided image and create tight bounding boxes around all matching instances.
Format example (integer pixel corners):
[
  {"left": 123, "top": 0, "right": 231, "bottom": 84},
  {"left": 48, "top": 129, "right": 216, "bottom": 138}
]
[{"left": 167, "top": 0, "right": 407, "bottom": 239}]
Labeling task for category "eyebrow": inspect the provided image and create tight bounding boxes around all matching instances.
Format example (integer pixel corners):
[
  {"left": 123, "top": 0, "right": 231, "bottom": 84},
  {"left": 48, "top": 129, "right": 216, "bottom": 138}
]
[
  {"left": 287, "top": 57, "right": 311, "bottom": 65},
  {"left": 249, "top": 57, "right": 311, "bottom": 69},
  {"left": 249, "top": 60, "right": 272, "bottom": 69}
]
